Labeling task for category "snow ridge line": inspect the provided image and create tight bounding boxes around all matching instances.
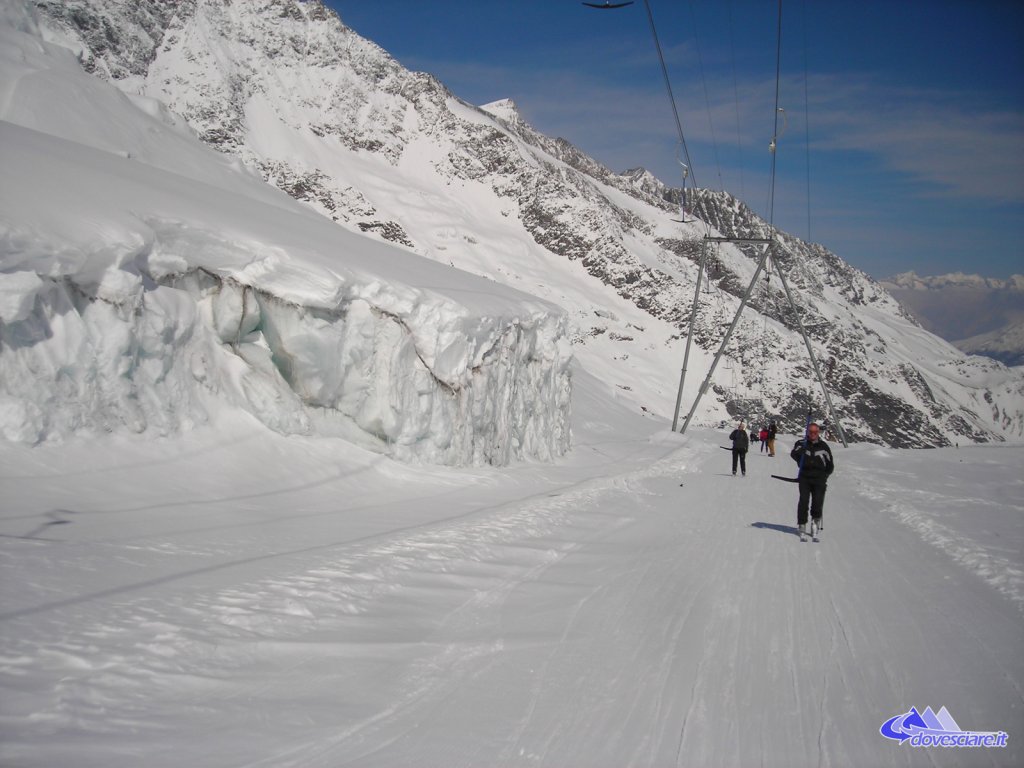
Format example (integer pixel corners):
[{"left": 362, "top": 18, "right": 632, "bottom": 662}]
[
  {"left": 855, "top": 481, "right": 1024, "bottom": 613},
  {"left": 887, "top": 500, "right": 1024, "bottom": 612}
]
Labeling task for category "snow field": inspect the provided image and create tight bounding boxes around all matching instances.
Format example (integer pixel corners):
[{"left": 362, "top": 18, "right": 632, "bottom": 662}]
[
  {"left": 1, "top": 397, "right": 1020, "bottom": 767},
  {"left": 848, "top": 445, "right": 1024, "bottom": 610}
]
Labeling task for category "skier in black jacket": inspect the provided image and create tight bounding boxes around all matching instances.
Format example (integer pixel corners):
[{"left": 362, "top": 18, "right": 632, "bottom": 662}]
[
  {"left": 728, "top": 421, "right": 749, "bottom": 476},
  {"left": 790, "top": 422, "right": 834, "bottom": 540}
]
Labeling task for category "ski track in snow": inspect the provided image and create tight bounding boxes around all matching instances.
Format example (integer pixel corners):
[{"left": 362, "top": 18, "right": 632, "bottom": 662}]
[
  {"left": 849, "top": 450, "right": 1024, "bottom": 613},
  {"left": 1, "top": 437, "right": 1022, "bottom": 767}
]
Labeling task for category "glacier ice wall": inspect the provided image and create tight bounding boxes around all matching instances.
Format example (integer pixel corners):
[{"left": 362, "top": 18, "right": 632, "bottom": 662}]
[
  {"left": 0, "top": 259, "right": 572, "bottom": 466},
  {"left": 0, "top": 78, "right": 571, "bottom": 466}
]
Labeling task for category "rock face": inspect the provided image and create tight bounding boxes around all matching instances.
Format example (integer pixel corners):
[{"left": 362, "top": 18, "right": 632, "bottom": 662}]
[{"left": 31, "top": 0, "right": 1024, "bottom": 447}]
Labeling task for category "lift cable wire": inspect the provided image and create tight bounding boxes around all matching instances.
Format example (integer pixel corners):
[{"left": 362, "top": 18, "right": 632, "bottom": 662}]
[
  {"left": 687, "top": 0, "right": 725, "bottom": 192},
  {"left": 642, "top": 0, "right": 699, "bottom": 199},
  {"left": 766, "top": 0, "right": 783, "bottom": 228},
  {"left": 726, "top": 0, "right": 746, "bottom": 201},
  {"left": 801, "top": 0, "right": 812, "bottom": 243}
]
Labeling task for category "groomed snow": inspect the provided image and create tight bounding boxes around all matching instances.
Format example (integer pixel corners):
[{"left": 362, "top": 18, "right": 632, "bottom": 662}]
[{"left": 0, "top": 371, "right": 1021, "bottom": 767}]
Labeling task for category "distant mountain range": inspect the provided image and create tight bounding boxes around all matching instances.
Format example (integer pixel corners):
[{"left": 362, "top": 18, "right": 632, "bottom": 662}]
[{"left": 881, "top": 272, "right": 1024, "bottom": 366}]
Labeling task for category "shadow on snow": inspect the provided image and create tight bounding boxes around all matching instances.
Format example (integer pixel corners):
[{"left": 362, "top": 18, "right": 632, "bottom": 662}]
[{"left": 750, "top": 521, "right": 800, "bottom": 538}]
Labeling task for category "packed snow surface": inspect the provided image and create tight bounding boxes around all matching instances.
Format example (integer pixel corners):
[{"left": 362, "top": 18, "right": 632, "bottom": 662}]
[{"left": 1, "top": 374, "right": 1021, "bottom": 767}]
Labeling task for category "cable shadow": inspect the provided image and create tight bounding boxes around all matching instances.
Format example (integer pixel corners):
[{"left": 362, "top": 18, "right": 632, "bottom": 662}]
[
  {"left": 0, "top": 509, "right": 78, "bottom": 540},
  {"left": 0, "top": 428, "right": 267, "bottom": 481},
  {"left": 0, "top": 470, "right": 606, "bottom": 622},
  {"left": 1, "top": 460, "right": 384, "bottom": 523}
]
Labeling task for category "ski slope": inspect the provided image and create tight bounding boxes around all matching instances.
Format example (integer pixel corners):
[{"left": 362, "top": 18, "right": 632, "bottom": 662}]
[{"left": 1, "top": 373, "right": 1021, "bottom": 768}]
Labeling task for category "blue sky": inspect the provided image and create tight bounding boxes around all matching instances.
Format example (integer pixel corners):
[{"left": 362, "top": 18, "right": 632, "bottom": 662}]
[{"left": 326, "top": 1, "right": 1023, "bottom": 281}]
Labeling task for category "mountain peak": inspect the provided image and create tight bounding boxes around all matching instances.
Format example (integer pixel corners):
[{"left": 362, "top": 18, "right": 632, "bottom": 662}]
[
  {"left": 882, "top": 271, "right": 1024, "bottom": 292},
  {"left": 480, "top": 99, "right": 521, "bottom": 124}
]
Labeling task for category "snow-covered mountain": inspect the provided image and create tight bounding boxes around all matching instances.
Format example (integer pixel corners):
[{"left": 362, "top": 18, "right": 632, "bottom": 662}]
[
  {"left": 952, "top": 322, "right": 1024, "bottom": 368},
  {"left": 5, "top": 0, "right": 1024, "bottom": 452},
  {"left": 0, "top": 1, "right": 572, "bottom": 465},
  {"left": 884, "top": 272, "right": 1024, "bottom": 292},
  {"left": 882, "top": 272, "right": 1024, "bottom": 367}
]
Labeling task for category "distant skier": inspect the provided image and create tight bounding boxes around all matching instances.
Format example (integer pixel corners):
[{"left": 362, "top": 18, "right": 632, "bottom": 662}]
[
  {"left": 790, "top": 422, "right": 834, "bottom": 540},
  {"left": 728, "top": 421, "right": 749, "bottom": 476},
  {"left": 759, "top": 426, "right": 769, "bottom": 453},
  {"left": 767, "top": 421, "right": 777, "bottom": 457}
]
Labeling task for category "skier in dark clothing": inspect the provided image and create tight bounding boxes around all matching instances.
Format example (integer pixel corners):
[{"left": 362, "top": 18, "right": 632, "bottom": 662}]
[
  {"left": 728, "top": 421, "right": 749, "bottom": 476},
  {"left": 790, "top": 422, "right": 834, "bottom": 540},
  {"left": 767, "top": 421, "right": 777, "bottom": 457}
]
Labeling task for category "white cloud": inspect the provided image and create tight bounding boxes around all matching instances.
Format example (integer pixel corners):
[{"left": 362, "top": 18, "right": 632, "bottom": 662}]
[{"left": 801, "top": 75, "right": 1024, "bottom": 204}]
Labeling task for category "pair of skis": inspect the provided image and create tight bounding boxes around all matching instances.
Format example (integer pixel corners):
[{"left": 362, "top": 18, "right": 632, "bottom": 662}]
[{"left": 799, "top": 519, "right": 821, "bottom": 543}]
